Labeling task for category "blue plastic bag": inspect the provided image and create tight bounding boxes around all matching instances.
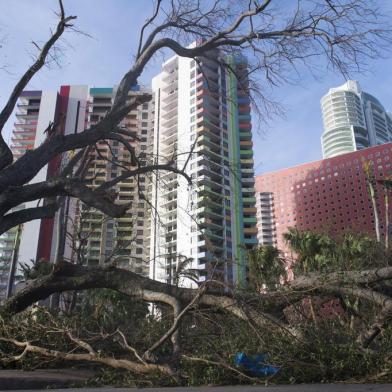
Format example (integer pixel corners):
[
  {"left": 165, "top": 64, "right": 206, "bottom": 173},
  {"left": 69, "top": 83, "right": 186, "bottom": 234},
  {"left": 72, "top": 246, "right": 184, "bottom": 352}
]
[{"left": 234, "top": 352, "right": 279, "bottom": 377}]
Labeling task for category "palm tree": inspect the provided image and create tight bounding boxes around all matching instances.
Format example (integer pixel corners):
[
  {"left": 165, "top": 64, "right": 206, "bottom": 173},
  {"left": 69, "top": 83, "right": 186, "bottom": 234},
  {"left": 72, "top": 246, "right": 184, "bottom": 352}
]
[
  {"left": 172, "top": 256, "right": 200, "bottom": 287},
  {"left": 283, "top": 228, "right": 333, "bottom": 273},
  {"left": 363, "top": 161, "right": 381, "bottom": 242},
  {"left": 377, "top": 177, "right": 392, "bottom": 250},
  {"left": 247, "top": 245, "right": 286, "bottom": 291}
]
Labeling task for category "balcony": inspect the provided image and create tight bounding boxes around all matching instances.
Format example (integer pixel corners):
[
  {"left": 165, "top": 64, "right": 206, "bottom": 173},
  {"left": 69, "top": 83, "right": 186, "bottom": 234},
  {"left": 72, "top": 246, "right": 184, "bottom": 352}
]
[
  {"left": 162, "top": 90, "right": 178, "bottom": 106},
  {"left": 242, "top": 187, "right": 255, "bottom": 194},
  {"left": 162, "top": 198, "right": 177, "bottom": 209},
  {"left": 198, "top": 164, "right": 222, "bottom": 180},
  {"left": 240, "top": 158, "right": 254, "bottom": 166},
  {"left": 242, "top": 177, "right": 255, "bottom": 184},
  {"left": 197, "top": 135, "right": 221, "bottom": 150},
  {"left": 197, "top": 206, "right": 223, "bottom": 220},
  {"left": 198, "top": 217, "right": 222, "bottom": 230},
  {"left": 203, "top": 229, "right": 224, "bottom": 241},
  {"left": 197, "top": 145, "right": 223, "bottom": 162},
  {"left": 162, "top": 97, "right": 177, "bottom": 112},
  {"left": 243, "top": 217, "right": 257, "bottom": 224},
  {"left": 161, "top": 115, "right": 177, "bottom": 129},
  {"left": 243, "top": 237, "right": 258, "bottom": 245},
  {"left": 17, "top": 102, "right": 40, "bottom": 109},
  {"left": 162, "top": 67, "right": 178, "bottom": 82},
  {"left": 162, "top": 79, "right": 178, "bottom": 93},
  {"left": 196, "top": 126, "right": 221, "bottom": 142},
  {"left": 162, "top": 184, "right": 177, "bottom": 198},
  {"left": 198, "top": 185, "right": 224, "bottom": 199},
  {"left": 197, "top": 239, "right": 224, "bottom": 253},
  {"left": 162, "top": 105, "right": 178, "bottom": 120},
  {"left": 198, "top": 195, "right": 222, "bottom": 210},
  {"left": 243, "top": 207, "right": 257, "bottom": 214},
  {"left": 11, "top": 137, "right": 35, "bottom": 145},
  {"left": 197, "top": 251, "right": 213, "bottom": 262},
  {"left": 239, "top": 131, "right": 252, "bottom": 140},
  {"left": 244, "top": 227, "right": 258, "bottom": 235},
  {"left": 243, "top": 196, "right": 256, "bottom": 204}
]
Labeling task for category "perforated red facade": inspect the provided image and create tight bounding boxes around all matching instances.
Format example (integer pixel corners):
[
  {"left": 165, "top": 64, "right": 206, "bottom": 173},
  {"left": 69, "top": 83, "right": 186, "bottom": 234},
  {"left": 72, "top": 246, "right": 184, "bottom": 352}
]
[{"left": 255, "top": 143, "right": 392, "bottom": 253}]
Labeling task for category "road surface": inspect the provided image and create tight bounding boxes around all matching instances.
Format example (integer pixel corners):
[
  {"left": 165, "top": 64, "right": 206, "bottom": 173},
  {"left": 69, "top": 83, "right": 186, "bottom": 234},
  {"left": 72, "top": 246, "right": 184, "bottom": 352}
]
[{"left": 4, "top": 384, "right": 392, "bottom": 392}]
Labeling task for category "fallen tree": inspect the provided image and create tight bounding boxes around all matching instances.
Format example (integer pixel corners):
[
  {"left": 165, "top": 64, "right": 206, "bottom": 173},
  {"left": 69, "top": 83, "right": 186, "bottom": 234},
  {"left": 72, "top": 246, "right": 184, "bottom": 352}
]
[
  {"left": 1, "top": 258, "right": 392, "bottom": 384},
  {"left": 2, "top": 260, "right": 392, "bottom": 348}
]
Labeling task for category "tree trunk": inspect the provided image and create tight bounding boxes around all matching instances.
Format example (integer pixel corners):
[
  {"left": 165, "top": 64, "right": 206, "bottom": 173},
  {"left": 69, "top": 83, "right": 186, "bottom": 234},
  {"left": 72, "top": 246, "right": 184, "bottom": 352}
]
[
  {"left": 385, "top": 189, "right": 389, "bottom": 249},
  {"left": 369, "top": 182, "right": 381, "bottom": 242}
]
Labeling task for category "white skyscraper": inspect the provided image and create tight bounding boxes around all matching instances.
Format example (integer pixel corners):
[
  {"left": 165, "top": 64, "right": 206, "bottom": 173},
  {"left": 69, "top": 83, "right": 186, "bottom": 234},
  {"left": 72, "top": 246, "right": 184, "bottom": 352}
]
[
  {"left": 148, "top": 46, "right": 257, "bottom": 288},
  {"left": 321, "top": 80, "right": 392, "bottom": 158}
]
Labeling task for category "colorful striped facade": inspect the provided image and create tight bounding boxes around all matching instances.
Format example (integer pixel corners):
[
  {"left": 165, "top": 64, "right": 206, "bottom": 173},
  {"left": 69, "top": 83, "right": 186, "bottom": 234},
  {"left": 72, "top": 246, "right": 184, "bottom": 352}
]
[{"left": 149, "top": 48, "right": 257, "bottom": 287}]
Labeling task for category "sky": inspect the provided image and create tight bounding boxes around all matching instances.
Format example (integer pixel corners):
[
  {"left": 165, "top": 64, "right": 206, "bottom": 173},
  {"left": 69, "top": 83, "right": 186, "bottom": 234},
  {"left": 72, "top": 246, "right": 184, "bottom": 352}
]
[{"left": 1, "top": 0, "right": 392, "bottom": 176}]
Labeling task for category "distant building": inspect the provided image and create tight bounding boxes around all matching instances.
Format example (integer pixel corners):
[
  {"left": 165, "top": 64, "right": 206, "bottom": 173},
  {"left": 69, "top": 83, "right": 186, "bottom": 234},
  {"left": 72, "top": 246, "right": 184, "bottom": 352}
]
[
  {"left": 321, "top": 80, "right": 392, "bottom": 158},
  {"left": 255, "top": 143, "right": 392, "bottom": 254}
]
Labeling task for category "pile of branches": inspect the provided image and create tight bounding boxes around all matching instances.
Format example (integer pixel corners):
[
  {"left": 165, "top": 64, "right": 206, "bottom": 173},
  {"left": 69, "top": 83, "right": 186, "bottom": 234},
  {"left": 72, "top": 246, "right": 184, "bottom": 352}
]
[{"left": 1, "top": 260, "right": 392, "bottom": 385}]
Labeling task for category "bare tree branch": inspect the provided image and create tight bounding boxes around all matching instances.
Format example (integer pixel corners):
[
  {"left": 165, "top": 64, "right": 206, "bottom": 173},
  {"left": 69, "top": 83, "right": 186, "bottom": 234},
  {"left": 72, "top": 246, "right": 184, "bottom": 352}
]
[{"left": 0, "top": 0, "right": 76, "bottom": 170}]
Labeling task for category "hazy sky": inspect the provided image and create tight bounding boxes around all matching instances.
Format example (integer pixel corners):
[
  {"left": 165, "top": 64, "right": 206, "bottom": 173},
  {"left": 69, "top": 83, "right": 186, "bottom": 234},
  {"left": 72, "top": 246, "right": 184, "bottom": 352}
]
[{"left": 1, "top": 0, "right": 391, "bottom": 175}]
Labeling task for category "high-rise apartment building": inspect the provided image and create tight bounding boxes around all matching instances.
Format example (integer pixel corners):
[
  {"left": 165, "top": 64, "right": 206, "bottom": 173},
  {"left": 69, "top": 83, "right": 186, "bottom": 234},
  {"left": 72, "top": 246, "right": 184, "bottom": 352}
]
[
  {"left": 0, "top": 85, "right": 153, "bottom": 297},
  {"left": 0, "top": 90, "right": 58, "bottom": 295},
  {"left": 36, "top": 85, "right": 90, "bottom": 266},
  {"left": 321, "top": 80, "right": 392, "bottom": 158},
  {"left": 149, "top": 48, "right": 257, "bottom": 287},
  {"left": 255, "top": 192, "right": 276, "bottom": 246},
  {"left": 80, "top": 86, "right": 153, "bottom": 274},
  {"left": 255, "top": 143, "right": 392, "bottom": 254}
]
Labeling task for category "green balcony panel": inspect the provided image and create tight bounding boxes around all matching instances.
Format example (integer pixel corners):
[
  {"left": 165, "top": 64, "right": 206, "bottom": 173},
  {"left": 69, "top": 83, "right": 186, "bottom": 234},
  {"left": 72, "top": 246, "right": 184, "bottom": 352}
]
[
  {"left": 90, "top": 87, "right": 113, "bottom": 95},
  {"left": 240, "top": 150, "right": 253, "bottom": 155},
  {"left": 243, "top": 217, "right": 257, "bottom": 224},
  {"left": 243, "top": 197, "right": 256, "bottom": 203}
]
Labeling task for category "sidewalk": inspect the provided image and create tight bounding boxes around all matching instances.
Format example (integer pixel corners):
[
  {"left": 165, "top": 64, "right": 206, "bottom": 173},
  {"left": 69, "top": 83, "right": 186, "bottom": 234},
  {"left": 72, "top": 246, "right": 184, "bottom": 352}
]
[
  {"left": 3, "top": 384, "right": 392, "bottom": 392},
  {"left": 0, "top": 369, "right": 93, "bottom": 390}
]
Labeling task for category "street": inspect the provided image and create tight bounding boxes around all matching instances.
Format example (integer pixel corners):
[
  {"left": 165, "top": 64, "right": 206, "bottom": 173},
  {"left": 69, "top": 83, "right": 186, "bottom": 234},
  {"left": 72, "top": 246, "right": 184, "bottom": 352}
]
[{"left": 4, "top": 384, "right": 392, "bottom": 392}]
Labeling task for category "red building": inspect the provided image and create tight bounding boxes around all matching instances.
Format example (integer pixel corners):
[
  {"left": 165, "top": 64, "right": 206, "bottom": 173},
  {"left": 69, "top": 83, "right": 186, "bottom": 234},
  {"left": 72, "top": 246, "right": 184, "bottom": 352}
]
[{"left": 255, "top": 143, "right": 392, "bottom": 253}]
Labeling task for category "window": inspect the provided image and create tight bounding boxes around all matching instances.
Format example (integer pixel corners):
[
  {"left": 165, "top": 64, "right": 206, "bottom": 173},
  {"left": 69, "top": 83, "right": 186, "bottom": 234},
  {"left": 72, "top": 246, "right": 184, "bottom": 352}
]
[{"left": 142, "top": 112, "right": 148, "bottom": 119}]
